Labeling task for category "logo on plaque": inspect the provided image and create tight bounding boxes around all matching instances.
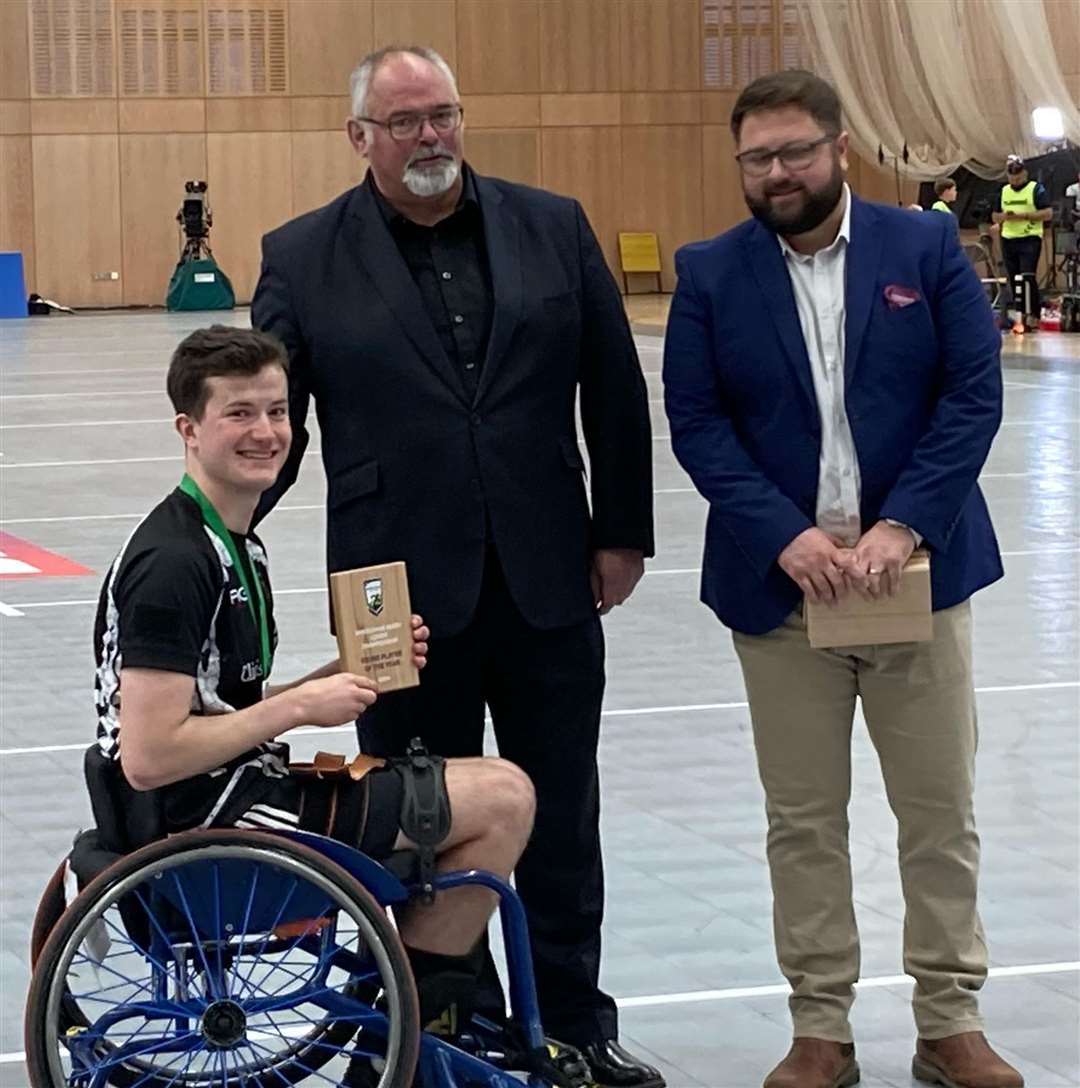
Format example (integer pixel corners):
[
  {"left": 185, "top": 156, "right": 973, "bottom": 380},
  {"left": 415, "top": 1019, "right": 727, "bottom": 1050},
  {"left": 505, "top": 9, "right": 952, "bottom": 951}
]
[{"left": 363, "top": 578, "right": 384, "bottom": 616}]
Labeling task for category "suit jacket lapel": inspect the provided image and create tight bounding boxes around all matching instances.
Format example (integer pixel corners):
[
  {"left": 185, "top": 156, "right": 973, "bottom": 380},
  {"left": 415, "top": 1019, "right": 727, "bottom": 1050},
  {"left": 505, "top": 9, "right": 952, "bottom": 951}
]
[
  {"left": 844, "top": 196, "right": 883, "bottom": 387},
  {"left": 742, "top": 221, "right": 816, "bottom": 408},
  {"left": 345, "top": 181, "right": 469, "bottom": 404},
  {"left": 473, "top": 177, "right": 523, "bottom": 406}
]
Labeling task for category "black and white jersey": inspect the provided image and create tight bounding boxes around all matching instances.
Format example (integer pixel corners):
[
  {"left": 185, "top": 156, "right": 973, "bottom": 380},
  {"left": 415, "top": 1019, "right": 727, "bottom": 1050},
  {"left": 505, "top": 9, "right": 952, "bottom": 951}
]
[{"left": 93, "top": 487, "right": 287, "bottom": 831}]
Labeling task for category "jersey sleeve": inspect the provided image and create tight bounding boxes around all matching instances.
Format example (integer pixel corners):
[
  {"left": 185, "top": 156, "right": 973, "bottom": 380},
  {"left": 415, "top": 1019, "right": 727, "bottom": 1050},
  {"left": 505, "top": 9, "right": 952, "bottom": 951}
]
[{"left": 114, "top": 542, "right": 220, "bottom": 676}]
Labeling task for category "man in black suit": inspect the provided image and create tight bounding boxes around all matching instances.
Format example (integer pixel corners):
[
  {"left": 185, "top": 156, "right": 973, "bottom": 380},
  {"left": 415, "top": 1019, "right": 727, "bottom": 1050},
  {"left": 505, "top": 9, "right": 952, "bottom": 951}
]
[{"left": 252, "top": 44, "right": 660, "bottom": 1088}]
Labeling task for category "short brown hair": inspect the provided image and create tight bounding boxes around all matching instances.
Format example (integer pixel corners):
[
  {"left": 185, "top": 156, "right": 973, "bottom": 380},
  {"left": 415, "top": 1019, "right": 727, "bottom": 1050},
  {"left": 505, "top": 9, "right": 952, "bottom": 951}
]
[
  {"left": 934, "top": 177, "right": 956, "bottom": 197},
  {"left": 730, "top": 70, "right": 842, "bottom": 142},
  {"left": 167, "top": 326, "right": 288, "bottom": 420}
]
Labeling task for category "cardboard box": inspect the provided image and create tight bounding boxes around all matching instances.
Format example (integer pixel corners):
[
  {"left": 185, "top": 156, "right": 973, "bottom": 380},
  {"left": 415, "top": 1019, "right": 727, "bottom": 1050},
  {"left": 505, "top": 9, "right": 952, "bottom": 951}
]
[{"left": 806, "top": 550, "right": 932, "bottom": 649}]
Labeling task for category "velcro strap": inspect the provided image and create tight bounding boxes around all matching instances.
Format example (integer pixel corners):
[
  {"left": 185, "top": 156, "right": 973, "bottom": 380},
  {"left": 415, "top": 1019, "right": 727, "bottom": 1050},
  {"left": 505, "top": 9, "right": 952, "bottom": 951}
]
[{"left": 396, "top": 738, "right": 451, "bottom": 902}]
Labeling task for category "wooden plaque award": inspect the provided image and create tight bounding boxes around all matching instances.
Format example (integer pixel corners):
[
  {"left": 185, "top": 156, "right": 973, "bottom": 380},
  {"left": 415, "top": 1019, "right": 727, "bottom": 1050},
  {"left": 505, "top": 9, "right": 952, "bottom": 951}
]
[
  {"left": 329, "top": 561, "right": 419, "bottom": 693},
  {"left": 806, "top": 550, "right": 933, "bottom": 649}
]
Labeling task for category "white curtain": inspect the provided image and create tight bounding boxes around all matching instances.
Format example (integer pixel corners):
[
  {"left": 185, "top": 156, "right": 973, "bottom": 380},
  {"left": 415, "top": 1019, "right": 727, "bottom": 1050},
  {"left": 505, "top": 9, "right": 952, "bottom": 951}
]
[{"left": 797, "top": 0, "right": 1080, "bottom": 180}]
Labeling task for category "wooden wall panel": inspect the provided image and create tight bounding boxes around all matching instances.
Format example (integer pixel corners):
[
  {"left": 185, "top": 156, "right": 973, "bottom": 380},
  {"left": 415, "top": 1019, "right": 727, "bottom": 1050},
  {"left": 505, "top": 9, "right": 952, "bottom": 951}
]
[
  {"left": 540, "top": 94, "right": 620, "bottom": 127},
  {"left": 461, "top": 94, "right": 539, "bottom": 128},
  {"left": 848, "top": 150, "right": 917, "bottom": 207},
  {"left": 621, "top": 125, "right": 702, "bottom": 291},
  {"left": 701, "top": 123, "right": 743, "bottom": 238},
  {"left": 619, "top": 0, "right": 700, "bottom": 92},
  {"left": 465, "top": 128, "right": 539, "bottom": 186},
  {"left": 118, "top": 98, "right": 205, "bottom": 132},
  {"left": 288, "top": 0, "right": 371, "bottom": 97},
  {"left": 541, "top": 126, "right": 622, "bottom": 274},
  {"left": 206, "top": 96, "right": 290, "bottom": 130},
  {"left": 456, "top": 0, "right": 539, "bottom": 94},
  {"left": 0, "top": 135, "right": 36, "bottom": 289},
  {"left": 0, "top": 101, "right": 33, "bottom": 135},
  {"left": 0, "top": 0, "right": 31, "bottom": 98},
  {"left": 622, "top": 91, "right": 700, "bottom": 125},
  {"left": 290, "top": 96, "right": 351, "bottom": 130},
  {"left": 291, "top": 130, "right": 361, "bottom": 215},
  {"left": 32, "top": 134, "right": 122, "bottom": 306},
  {"left": 206, "top": 131, "right": 292, "bottom": 301},
  {"left": 30, "top": 98, "right": 118, "bottom": 134},
  {"left": 373, "top": 0, "right": 457, "bottom": 66},
  {"left": 119, "top": 133, "right": 207, "bottom": 305},
  {"left": 539, "top": 0, "right": 619, "bottom": 93},
  {"left": 702, "top": 90, "right": 737, "bottom": 125}
]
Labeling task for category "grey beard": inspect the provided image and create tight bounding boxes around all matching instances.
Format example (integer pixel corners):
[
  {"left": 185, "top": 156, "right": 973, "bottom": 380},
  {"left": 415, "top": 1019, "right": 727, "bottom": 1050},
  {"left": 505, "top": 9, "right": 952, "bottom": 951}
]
[{"left": 403, "top": 157, "right": 460, "bottom": 197}]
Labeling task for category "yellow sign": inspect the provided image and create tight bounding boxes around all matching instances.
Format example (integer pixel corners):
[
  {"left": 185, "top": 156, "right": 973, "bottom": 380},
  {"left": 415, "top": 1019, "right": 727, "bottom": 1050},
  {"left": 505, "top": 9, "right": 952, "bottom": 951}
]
[{"left": 618, "top": 232, "right": 661, "bottom": 273}]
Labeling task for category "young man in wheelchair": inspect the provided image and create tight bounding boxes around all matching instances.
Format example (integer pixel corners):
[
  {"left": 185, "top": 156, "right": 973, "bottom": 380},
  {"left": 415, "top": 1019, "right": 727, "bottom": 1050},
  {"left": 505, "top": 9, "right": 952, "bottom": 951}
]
[{"left": 83, "top": 325, "right": 572, "bottom": 1082}]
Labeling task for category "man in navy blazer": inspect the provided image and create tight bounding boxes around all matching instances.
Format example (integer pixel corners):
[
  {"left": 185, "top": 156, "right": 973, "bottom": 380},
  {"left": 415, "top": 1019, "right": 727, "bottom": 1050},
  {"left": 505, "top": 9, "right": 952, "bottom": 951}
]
[
  {"left": 664, "top": 72, "right": 1021, "bottom": 1088},
  {"left": 252, "top": 45, "right": 661, "bottom": 1088}
]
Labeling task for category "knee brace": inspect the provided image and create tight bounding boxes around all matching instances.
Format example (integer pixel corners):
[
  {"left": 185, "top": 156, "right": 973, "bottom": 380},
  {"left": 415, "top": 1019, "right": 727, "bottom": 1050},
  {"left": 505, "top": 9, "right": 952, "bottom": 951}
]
[{"left": 392, "top": 738, "right": 452, "bottom": 900}]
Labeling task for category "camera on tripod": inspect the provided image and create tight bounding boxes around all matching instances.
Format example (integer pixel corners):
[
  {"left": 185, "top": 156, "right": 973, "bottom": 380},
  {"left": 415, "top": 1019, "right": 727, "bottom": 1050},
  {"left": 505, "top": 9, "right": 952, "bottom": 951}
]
[
  {"left": 166, "top": 179, "right": 234, "bottom": 311},
  {"left": 177, "top": 180, "right": 213, "bottom": 261}
]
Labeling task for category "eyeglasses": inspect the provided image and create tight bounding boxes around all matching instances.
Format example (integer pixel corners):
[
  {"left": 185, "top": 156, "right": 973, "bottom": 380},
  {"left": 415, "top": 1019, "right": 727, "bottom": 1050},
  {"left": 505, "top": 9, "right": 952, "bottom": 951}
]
[
  {"left": 735, "top": 134, "right": 836, "bottom": 178},
  {"left": 358, "top": 105, "right": 464, "bottom": 142}
]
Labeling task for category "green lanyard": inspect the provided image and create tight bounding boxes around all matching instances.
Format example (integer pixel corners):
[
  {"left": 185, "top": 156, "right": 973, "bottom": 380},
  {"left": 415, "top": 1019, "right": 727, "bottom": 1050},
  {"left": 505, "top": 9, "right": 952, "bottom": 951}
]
[{"left": 178, "top": 473, "right": 272, "bottom": 679}]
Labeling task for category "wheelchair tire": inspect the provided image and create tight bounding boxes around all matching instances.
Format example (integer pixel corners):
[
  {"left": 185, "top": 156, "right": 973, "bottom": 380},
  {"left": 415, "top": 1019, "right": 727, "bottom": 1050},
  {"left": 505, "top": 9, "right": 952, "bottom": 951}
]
[
  {"left": 25, "top": 829, "right": 420, "bottom": 1088},
  {"left": 30, "top": 859, "right": 68, "bottom": 967}
]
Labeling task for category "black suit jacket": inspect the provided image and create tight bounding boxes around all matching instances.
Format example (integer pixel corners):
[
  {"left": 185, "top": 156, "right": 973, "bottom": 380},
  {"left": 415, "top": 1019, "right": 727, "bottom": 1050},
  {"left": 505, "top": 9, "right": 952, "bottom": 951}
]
[{"left": 252, "top": 170, "right": 654, "bottom": 636}]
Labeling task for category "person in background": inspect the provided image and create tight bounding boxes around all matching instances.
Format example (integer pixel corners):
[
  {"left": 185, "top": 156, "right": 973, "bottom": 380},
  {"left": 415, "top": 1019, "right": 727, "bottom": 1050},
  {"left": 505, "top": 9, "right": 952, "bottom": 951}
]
[
  {"left": 992, "top": 156, "right": 1052, "bottom": 328},
  {"left": 931, "top": 177, "right": 958, "bottom": 214}
]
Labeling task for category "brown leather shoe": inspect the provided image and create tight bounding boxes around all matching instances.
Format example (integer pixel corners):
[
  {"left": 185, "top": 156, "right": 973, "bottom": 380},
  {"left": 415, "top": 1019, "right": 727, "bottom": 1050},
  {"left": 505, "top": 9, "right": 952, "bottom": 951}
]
[
  {"left": 913, "top": 1032, "right": 1024, "bottom": 1087},
  {"left": 763, "top": 1038, "right": 860, "bottom": 1088}
]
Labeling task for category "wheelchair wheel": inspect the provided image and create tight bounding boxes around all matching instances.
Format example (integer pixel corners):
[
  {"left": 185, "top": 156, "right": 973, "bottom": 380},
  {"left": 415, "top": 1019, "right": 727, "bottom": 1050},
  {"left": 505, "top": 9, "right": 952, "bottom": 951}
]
[{"left": 25, "top": 829, "right": 420, "bottom": 1087}]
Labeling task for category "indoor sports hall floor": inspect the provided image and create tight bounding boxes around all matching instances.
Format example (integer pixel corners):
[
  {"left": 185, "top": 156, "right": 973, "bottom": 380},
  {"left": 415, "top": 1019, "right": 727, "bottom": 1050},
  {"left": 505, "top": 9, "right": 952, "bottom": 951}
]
[{"left": 1, "top": 310, "right": 1077, "bottom": 1088}]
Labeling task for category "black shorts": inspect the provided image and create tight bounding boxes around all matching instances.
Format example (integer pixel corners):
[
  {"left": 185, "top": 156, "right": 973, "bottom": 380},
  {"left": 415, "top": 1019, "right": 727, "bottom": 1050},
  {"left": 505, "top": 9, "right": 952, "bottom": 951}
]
[{"left": 230, "top": 765, "right": 405, "bottom": 861}]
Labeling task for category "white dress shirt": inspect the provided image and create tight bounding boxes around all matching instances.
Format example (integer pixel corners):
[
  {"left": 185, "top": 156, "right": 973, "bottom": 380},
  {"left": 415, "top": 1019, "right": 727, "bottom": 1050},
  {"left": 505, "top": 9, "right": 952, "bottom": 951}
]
[{"left": 779, "top": 185, "right": 862, "bottom": 546}]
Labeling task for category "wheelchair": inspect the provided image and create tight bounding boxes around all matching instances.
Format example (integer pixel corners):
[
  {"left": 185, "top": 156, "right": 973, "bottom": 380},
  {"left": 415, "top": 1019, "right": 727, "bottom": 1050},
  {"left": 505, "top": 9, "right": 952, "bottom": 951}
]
[{"left": 24, "top": 753, "right": 592, "bottom": 1088}]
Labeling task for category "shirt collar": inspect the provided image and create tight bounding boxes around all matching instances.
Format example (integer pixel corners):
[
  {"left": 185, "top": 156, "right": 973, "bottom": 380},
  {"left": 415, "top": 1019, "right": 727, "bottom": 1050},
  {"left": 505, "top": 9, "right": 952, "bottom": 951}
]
[
  {"left": 778, "top": 183, "right": 851, "bottom": 262},
  {"left": 369, "top": 162, "right": 479, "bottom": 227}
]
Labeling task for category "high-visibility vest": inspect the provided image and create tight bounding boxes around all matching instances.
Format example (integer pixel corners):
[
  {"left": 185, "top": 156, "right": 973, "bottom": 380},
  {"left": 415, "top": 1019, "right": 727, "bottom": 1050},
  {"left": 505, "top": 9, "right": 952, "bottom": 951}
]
[
  {"left": 1000, "top": 181, "right": 1043, "bottom": 239},
  {"left": 932, "top": 200, "right": 953, "bottom": 213}
]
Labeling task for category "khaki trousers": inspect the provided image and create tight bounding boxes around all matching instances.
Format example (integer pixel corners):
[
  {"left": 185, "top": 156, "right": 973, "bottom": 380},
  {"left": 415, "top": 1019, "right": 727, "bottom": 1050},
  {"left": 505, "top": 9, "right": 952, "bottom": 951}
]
[{"left": 732, "top": 601, "right": 987, "bottom": 1041}]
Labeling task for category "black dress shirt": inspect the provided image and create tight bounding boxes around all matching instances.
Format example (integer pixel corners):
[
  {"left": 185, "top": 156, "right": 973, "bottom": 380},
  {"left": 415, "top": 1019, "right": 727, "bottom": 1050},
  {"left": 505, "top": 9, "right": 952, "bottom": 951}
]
[{"left": 371, "top": 167, "right": 493, "bottom": 399}]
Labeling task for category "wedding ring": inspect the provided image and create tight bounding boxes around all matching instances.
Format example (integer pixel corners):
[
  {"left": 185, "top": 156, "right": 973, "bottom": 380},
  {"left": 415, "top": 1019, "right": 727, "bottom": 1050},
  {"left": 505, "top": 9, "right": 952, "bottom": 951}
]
[{"left": 869, "top": 567, "right": 884, "bottom": 575}]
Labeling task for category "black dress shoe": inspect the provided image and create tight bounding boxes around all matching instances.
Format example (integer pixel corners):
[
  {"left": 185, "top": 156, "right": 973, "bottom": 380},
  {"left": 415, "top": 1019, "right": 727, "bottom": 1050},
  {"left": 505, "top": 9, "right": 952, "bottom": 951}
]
[{"left": 581, "top": 1040, "right": 666, "bottom": 1088}]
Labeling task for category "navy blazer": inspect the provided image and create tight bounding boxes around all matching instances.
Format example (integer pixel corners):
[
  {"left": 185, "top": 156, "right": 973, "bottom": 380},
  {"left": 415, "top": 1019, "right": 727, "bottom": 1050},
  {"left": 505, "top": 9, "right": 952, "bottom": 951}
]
[
  {"left": 252, "top": 171, "right": 654, "bottom": 636},
  {"left": 662, "top": 196, "right": 1004, "bottom": 635}
]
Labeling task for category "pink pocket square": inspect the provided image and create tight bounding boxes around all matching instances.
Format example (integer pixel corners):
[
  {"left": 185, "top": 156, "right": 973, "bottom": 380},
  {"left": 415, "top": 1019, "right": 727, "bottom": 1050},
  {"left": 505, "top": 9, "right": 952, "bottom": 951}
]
[{"left": 884, "top": 284, "right": 921, "bottom": 310}]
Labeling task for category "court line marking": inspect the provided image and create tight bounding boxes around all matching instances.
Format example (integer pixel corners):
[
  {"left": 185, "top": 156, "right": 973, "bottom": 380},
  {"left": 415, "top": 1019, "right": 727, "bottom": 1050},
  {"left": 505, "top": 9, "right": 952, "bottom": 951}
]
[
  {"left": 1, "top": 548, "right": 1075, "bottom": 611},
  {"left": 0, "top": 389, "right": 160, "bottom": 401},
  {"left": 1, "top": 365, "right": 164, "bottom": 377},
  {"left": 0, "top": 451, "right": 320, "bottom": 470},
  {"left": 0, "top": 601, "right": 24, "bottom": 617},
  {"left": 0, "top": 451, "right": 1074, "bottom": 480},
  {"left": 2, "top": 682, "right": 1076, "bottom": 757},
  {"left": 0, "top": 959, "right": 1074, "bottom": 1065},
  {"left": 0, "top": 417, "right": 174, "bottom": 431},
  {"left": 613, "top": 961, "right": 1080, "bottom": 1010}
]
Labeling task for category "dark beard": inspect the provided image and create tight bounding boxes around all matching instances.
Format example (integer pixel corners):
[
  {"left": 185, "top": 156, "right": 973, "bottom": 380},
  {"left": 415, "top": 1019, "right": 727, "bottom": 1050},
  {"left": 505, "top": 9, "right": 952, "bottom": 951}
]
[{"left": 744, "top": 159, "right": 845, "bottom": 237}]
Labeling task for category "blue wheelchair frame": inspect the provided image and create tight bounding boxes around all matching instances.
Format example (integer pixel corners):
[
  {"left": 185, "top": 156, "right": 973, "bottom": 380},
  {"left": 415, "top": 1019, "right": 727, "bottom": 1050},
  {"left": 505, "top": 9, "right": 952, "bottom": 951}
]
[
  {"left": 54, "top": 828, "right": 551, "bottom": 1088},
  {"left": 281, "top": 829, "right": 551, "bottom": 1088}
]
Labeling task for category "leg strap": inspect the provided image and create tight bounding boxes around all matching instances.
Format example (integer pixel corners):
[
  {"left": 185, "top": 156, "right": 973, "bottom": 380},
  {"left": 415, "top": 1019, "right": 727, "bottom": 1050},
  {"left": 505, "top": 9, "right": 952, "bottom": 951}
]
[{"left": 393, "top": 738, "right": 451, "bottom": 901}]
